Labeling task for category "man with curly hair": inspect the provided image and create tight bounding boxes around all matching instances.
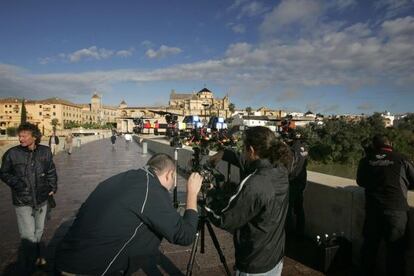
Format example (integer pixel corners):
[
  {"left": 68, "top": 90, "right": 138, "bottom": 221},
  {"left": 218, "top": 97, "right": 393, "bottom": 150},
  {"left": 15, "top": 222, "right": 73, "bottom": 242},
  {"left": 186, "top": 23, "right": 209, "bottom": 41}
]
[{"left": 1, "top": 122, "right": 58, "bottom": 274}]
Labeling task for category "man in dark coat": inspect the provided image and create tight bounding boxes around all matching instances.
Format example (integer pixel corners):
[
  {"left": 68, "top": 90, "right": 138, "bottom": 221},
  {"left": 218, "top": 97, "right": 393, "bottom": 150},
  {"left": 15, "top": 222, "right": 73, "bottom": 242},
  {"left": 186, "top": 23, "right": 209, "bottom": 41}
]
[
  {"left": 55, "top": 153, "right": 202, "bottom": 275},
  {"left": 286, "top": 133, "right": 308, "bottom": 237},
  {"left": 48, "top": 131, "right": 60, "bottom": 155},
  {"left": 0, "top": 122, "right": 57, "bottom": 274},
  {"left": 357, "top": 135, "right": 414, "bottom": 276}
]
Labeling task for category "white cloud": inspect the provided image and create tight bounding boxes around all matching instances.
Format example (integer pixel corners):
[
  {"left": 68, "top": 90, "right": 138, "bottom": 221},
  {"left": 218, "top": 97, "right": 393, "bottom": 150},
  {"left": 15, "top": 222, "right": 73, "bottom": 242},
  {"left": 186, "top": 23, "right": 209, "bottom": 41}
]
[
  {"left": 38, "top": 46, "right": 134, "bottom": 64},
  {"left": 116, "top": 48, "right": 134, "bottom": 57},
  {"left": 238, "top": 1, "right": 269, "bottom": 18},
  {"left": 141, "top": 40, "right": 154, "bottom": 48},
  {"left": 228, "top": 0, "right": 249, "bottom": 11},
  {"left": 375, "top": 0, "right": 414, "bottom": 19},
  {"left": 145, "top": 45, "right": 182, "bottom": 59},
  {"left": 4, "top": 16, "right": 414, "bottom": 105},
  {"left": 327, "top": 0, "right": 357, "bottom": 11},
  {"left": 68, "top": 46, "right": 113, "bottom": 62},
  {"left": 225, "top": 43, "right": 252, "bottom": 57},
  {"left": 382, "top": 16, "right": 414, "bottom": 37},
  {"left": 260, "top": 0, "right": 322, "bottom": 35}
]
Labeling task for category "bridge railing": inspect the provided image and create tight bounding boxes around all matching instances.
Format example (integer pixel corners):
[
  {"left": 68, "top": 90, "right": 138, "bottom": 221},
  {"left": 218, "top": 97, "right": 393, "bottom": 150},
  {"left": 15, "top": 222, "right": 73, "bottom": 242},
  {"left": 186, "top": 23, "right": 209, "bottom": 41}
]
[{"left": 141, "top": 136, "right": 414, "bottom": 273}]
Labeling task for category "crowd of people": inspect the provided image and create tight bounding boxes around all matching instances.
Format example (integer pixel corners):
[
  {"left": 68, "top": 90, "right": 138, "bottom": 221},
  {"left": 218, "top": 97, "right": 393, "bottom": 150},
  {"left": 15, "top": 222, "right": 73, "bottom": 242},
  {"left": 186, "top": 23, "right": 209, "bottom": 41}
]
[{"left": 0, "top": 122, "right": 413, "bottom": 276}]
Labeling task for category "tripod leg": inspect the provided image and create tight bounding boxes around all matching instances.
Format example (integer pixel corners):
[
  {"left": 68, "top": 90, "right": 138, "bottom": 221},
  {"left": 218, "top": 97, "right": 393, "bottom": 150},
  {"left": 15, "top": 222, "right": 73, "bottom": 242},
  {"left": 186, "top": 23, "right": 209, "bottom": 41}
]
[
  {"left": 201, "top": 222, "right": 205, "bottom": 254},
  {"left": 205, "top": 221, "right": 232, "bottom": 276},
  {"left": 186, "top": 230, "right": 200, "bottom": 276}
]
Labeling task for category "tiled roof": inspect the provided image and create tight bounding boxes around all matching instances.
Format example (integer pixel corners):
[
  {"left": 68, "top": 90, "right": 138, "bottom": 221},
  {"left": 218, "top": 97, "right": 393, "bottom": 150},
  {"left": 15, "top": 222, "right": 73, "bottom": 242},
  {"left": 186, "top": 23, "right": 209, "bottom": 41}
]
[
  {"left": 170, "top": 93, "right": 193, "bottom": 100},
  {"left": 37, "top": 98, "right": 82, "bottom": 108},
  {"left": 0, "top": 97, "right": 23, "bottom": 103}
]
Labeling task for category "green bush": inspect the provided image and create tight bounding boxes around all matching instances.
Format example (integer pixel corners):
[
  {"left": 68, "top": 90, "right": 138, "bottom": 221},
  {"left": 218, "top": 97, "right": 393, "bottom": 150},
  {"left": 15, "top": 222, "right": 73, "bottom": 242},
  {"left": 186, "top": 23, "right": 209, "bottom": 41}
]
[{"left": 6, "top": 127, "right": 17, "bottom": 137}]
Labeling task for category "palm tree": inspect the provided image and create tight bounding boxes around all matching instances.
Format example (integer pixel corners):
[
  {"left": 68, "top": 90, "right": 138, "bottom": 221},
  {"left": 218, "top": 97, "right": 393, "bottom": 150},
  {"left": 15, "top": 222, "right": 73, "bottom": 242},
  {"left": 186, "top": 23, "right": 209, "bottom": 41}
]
[
  {"left": 245, "top": 106, "right": 252, "bottom": 115},
  {"left": 51, "top": 118, "right": 59, "bottom": 132},
  {"left": 228, "top": 103, "right": 235, "bottom": 114},
  {"left": 20, "top": 99, "right": 27, "bottom": 124}
]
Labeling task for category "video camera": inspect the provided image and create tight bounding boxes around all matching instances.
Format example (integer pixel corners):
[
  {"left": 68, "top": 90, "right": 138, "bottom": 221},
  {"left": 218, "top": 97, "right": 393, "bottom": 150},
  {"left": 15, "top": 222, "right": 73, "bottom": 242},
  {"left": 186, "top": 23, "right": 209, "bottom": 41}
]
[
  {"left": 191, "top": 147, "right": 225, "bottom": 193},
  {"left": 165, "top": 114, "right": 178, "bottom": 125}
]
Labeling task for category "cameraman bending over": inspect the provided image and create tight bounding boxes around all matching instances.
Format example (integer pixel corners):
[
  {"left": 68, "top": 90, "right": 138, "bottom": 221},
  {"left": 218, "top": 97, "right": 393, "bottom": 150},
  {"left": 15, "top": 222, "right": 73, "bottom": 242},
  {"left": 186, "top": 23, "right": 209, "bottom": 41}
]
[
  {"left": 207, "top": 126, "right": 293, "bottom": 276},
  {"left": 55, "top": 153, "right": 202, "bottom": 275}
]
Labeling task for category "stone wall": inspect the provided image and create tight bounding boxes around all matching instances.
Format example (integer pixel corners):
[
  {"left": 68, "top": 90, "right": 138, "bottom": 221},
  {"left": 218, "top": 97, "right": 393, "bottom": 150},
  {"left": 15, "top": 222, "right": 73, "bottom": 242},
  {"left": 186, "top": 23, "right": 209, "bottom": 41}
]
[{"left": 142, "top": 137, "right": 414, "bottom": 274}]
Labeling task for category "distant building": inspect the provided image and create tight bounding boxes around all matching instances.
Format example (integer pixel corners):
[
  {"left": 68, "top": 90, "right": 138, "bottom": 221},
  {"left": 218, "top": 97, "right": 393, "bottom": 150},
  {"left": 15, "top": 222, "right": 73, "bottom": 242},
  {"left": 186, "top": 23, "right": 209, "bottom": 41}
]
[
  {"left": 168, "top": 88, "right": 230, "bottom": 118},
  {"left": 0, "top": 93, "right": 117, "bottom": 135},
  {"left": 1, "top": 87, "right": 233, "bottom": 135},
  {"left": 231, "top": 114, "right": 279, "bottom": 131},
  {"left": 381, "top": 111, "right": 395, "bottom": 127},
  {"left": 256, "top": 107, "right": 286, "bottom": 118},
  {"left": 289, "top": 112, "right": 304, "bottom": 118}
]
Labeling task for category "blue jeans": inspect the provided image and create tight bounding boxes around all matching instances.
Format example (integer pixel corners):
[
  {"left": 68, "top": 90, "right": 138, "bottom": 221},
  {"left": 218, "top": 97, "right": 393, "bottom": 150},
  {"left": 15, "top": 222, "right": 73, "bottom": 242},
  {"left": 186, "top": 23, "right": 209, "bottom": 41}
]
[
  {"left": 236, "top": 259, "right": 284, "bottom": 276},
  {"left": 15, "top": 204, "right": 48, "bottom": 243}
]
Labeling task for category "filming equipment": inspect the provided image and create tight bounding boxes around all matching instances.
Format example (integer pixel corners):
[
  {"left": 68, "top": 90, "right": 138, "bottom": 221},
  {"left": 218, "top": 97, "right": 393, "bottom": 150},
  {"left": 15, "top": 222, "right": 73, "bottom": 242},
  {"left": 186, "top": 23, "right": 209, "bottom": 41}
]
[
  {"left": 186, "top": 146, "right": 231, "bottom": 276},
  {"left": 190, "top": 147, "right": 225, "bottom": 193}
]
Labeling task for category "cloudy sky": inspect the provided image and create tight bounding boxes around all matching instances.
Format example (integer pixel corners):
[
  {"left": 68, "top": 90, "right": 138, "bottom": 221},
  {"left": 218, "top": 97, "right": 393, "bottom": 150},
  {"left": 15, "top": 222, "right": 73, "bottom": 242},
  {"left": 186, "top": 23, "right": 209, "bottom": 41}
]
[{"left": 0, "top": 0, "right": 413, "bottom": 114}]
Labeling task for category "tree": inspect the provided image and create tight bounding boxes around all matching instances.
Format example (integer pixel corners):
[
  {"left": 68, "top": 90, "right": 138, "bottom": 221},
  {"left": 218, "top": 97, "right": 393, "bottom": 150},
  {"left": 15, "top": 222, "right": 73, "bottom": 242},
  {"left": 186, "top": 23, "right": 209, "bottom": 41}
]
[
  {"left": 6, "top": 127, "right": 17, "bottom": 137},
  {"left": 245, "top": 106, "right": 252, "bottom": 115},
  {"left": 51, "top": 118, "right": 59, "bottom": 132},
  {"left": 228, "top": 103, "right": 235, "bottom": 114},
  {"left": 20, "top": 100, "right": 27, "bottom": 124}
]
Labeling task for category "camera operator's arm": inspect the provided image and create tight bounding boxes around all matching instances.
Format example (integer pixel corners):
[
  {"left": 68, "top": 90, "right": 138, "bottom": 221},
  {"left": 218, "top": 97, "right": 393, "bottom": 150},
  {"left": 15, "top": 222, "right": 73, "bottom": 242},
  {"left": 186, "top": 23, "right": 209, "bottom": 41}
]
[
  {"left": 210, "top": 148, "right": 248, "bottom": 182},
  {"left": 186, "top": 172, "right": 203, "bottom": 211},
  {"left": 207, "top": 178, "right": 262, "bottom": 232},
  {"left": 139, "top": 173, "right": 202, "bottom": 246},
  {"left": 210, "top": 149, "right": 243, "bottom": 168}
]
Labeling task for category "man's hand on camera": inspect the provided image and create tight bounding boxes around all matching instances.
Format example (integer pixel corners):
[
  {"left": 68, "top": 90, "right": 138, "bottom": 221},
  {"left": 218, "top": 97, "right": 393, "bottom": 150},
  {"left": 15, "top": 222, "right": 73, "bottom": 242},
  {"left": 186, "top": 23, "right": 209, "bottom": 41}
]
[
  {"left": 186, "top": 172, "right": 203, "bottom": 211},
  {"left": 187, "top": 172, "right": 202, "bottom": 195}
]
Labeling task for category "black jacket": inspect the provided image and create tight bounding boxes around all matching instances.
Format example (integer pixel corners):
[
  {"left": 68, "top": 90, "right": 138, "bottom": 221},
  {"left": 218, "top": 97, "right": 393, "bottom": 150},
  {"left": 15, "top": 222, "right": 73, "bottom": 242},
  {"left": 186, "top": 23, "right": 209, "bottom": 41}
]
[
  {"left": 55, "top": 168, "right": 198, "bottom": 275},
  {"left": 289, "top": 140, "right": 308, "bottom": 189},
  {"left": 0, "top": 144, "right": 57, "bottom": 207},
  {"left": 48, "top": 135, "right": 59, "bottom": 146},
  {"left": 357, "top": 146, "right": 414, "bottom": 211},
  {"left": 207, "top": 150, "right": 289, "bottom": 273}
]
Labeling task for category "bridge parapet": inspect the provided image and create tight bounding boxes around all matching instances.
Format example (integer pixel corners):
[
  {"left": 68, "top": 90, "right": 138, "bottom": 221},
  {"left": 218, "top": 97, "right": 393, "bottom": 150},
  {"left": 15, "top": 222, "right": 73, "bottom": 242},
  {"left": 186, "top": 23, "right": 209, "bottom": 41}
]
[{"left": 143, "top": 136, "right": 414, "bottom": 273}]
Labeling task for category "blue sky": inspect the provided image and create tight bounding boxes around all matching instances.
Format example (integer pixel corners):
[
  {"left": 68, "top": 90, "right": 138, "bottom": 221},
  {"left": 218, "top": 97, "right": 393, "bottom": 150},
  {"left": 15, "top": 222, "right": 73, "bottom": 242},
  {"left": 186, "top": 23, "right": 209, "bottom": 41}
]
[{"left": 0, "top": 0, "right": 413, "bottom": 114}]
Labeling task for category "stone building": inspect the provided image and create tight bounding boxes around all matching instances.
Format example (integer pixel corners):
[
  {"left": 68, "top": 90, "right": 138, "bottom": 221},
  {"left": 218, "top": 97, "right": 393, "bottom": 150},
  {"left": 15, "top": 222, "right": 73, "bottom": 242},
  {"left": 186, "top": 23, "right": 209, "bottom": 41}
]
[
  {"left": 0, "top": 87, "right": 232, "bottom": 135},
  {"left": 0, "top": 93, "right": 117, "bottom": 135},
  {"left": 168, "top": 88, "right": 230, "bottom": 118}
]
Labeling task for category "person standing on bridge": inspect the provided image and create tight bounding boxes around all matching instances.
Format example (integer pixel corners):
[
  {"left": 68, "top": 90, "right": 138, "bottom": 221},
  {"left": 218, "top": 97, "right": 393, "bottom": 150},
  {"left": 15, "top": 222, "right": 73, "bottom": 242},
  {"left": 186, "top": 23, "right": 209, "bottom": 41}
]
[
  {"left": 55, "top": 153, "right": 202, "bottom": 275},
  {"left": 110, "top": 133, "right": 117, "bottom": 150},
  {"left": 48, "top": 131, "right": 59, "bottom": 155},
  {"left": 207, "top": 126, "right": 293, "bottom": 276},
  {"left": 285, "top": 131, "right": 308, "bottom": 238},
  {"left": 357, "top": 135, "right": 414, "bottom": 276},
  {"left": 0, "top": 122, "right": 58, "bottom": 275},
  {"left": 64, "top": 132, "right": 73, "bottom": 155},
  {"left": 124, "top": 132, "right": 132, "bottom": 149}
]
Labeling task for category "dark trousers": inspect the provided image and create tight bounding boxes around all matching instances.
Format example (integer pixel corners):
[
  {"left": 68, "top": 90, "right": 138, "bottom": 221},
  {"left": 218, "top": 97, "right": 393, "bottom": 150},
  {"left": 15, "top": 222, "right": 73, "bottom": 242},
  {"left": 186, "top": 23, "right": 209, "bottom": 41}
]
[
  {"left": 361, "top": 209, "right": 408, "bottom": 276},
  {"left": 287, "top": 182, "right": 305, "bottom": 236}
]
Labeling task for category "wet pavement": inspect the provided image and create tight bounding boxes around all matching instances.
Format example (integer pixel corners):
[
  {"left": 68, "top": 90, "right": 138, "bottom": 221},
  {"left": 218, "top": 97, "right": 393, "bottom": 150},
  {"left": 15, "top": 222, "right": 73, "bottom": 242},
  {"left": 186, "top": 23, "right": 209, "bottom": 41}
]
[{"left": 0, "top": 137, "right": 324, "bottom": 275}]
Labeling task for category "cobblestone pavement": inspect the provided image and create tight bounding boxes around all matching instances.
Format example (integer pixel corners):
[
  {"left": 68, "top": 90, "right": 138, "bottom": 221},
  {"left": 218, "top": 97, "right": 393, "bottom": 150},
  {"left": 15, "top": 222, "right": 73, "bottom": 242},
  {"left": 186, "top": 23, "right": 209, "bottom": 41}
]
[{"left": 0, "top": 137, "right": 323, "bottom": 275}]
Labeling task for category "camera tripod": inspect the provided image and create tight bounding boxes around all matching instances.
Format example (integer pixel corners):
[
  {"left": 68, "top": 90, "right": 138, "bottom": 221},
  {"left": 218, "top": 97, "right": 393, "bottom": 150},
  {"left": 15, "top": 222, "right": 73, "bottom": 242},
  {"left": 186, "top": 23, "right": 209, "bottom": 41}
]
[{"left": 186, "top": 199, "right": 231, "bottom": 276}]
